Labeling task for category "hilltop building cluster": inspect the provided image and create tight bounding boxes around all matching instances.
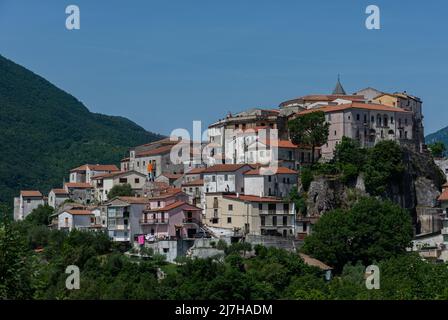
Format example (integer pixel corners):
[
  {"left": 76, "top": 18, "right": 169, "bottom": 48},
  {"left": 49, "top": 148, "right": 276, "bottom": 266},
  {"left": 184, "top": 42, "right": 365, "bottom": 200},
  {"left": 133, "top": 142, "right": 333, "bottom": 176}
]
[{"left": 13, "top": 78, "right": 433, "bottom": 262}]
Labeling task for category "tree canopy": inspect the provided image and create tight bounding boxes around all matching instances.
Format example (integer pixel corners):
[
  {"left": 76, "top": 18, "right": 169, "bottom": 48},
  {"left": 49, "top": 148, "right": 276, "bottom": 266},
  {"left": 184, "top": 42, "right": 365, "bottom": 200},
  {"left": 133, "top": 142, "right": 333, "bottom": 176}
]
[{"left": 288, "top": 111, "right": 329, "bottom": 163}]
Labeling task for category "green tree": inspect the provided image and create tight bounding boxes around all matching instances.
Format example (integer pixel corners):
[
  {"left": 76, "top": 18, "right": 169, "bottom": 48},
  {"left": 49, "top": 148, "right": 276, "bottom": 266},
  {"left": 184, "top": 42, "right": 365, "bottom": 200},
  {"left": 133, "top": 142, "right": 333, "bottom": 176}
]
[
  {"left": 107, "top": 183, "right": 135, "bottom": 199},
  {"left": 25, "top": 204, "right": 54, "bottom": 226},
  {"left": 428, "top": 142, "right": 446, "bottom": 158},
  {"left": 363, "top": 140, "right": 404, "bottom": 196},
  {"left": 0, "top": 221, "right": 34, "bottom": 299},
  {"left": 302, "top": 197, "right": 413, "bottom": 272},
  {"left": 288, "top": 111, "right": 329, "bottom": 163},
  {"left": 286, "top": 186, "right": 307, "bottom": 216}
]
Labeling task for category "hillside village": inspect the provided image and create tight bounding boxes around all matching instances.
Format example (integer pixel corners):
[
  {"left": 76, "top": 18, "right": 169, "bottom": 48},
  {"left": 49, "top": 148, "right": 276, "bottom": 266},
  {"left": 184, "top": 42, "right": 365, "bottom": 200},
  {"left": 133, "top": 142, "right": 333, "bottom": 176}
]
[{"left": 13, "top": 78, "right": 448, "bottom": 264}]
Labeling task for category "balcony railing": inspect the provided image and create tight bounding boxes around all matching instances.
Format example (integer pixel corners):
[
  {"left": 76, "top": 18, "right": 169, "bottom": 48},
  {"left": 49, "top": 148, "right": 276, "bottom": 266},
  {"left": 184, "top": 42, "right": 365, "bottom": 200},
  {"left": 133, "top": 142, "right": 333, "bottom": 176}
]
[
  {"left": 183, "top": 218, "right": 201, "bottom": 224},
  {"left": 140, "top": 218, "right": 168, "bottom": 225}
]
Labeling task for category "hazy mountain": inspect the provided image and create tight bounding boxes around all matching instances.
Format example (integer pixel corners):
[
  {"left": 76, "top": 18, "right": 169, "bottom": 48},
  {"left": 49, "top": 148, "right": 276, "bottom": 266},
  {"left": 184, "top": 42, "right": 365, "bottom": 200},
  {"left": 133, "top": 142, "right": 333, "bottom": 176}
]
[{"left": 0, "top": 54, "right": 163, "bottom": 209}]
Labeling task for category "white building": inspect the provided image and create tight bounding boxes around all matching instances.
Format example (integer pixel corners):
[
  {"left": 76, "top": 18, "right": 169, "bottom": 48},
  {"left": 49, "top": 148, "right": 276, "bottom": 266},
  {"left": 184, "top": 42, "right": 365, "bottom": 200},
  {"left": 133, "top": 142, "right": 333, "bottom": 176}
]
[
  {"left": 69, "top": 164, "right": 120, "bottom": 184},
  {"left": 48, "top": 188, "right": 69, "bottom": 209},
  {"left": 91, "top": 170, "right": 147, "bottom": 202},
  {"left": 57, "top": 209, "right": 97, "bottom": 231},
  {"left": 203, "top": 164, "right": 253, "bottom": 194},
  {"left": 13, "top": 190, "right": 44, "bottom": 221},
  {"left": 243, "top": 166, "right": 298, "bottom": 198}
]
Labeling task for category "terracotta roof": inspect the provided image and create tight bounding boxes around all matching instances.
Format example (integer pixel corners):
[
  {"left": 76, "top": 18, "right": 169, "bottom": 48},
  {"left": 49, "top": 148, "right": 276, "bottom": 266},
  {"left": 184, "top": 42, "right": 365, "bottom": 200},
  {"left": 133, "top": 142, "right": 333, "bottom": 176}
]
[
  {"left": 20, "top": 190, "right": 43, "bottom": 197},
  {"left": 256, "top": 139, "right": 299, "bottom": 149},
  {"left": 66, "top": 209, "right": 93, "bottom": 215},
  {"left": 299, "top": 253, "right": 333, "bottom": 270},
  {"left": 135, "top": 144, "right": 175, "bottom": 158},
  {"left": 149, "top": 188, "right": 185, "bottom": 200},
  {"left": 148, "top": 200, "right": 202, "bottom": 212},
  {"left": 279, "top": 94, "right": 365, "bottom": 107},
  {"left": 438, "top": 189, "right": 448, "bottom": 201},
  {"left": 182, "top": 179, "right": 204, "bottom": 187},
  {"left": 50, "top": 189, "right": 69, "bottom": 195},
  {"left": 244, "top": 167, "right": 298, "bottom": 175},
  {"left": 186, "top": 167, "right": 206, "bottom": 174},
  {"left": 223, "top": 194, "right": 285, "bottom": 203},
  {"left": 116, "top": 196, "right": 150, "bottom": 204},
  {"left": 70, "top": 164, "right": 119, "bottom": 172},
  {"left": 161, "top": 173, "right": 183, "bottom": 180},
  {"left": 297, "top": 102, "right": 411, "bottom": 115},
  {"left": 64, "top": 182, "right": 93, "bottom": 189},
  {"left": 121, "top": 157, "right": 130, "bottom": 162},
  {"left": 203, "top": 164, "right": 253, "bottom": 173},
  {"left": 91, "top": 170, "right": 145, "bottom": 180}
]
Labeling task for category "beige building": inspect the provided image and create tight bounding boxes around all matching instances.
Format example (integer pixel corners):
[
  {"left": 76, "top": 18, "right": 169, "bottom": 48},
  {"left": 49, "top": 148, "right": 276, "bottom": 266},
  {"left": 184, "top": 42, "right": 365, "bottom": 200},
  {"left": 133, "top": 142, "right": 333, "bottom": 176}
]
[
  {"left": 204, "top": 193, "right": 295, "bottom": 237},
  {"left": 372, "top": 92, "right": 424, "bottom": 148},
  {"left": 69, "top": 164, "right": 119, "bottom": 184},
  {"left": 91, "top": 170, "right": 147, "bottom": 202}
]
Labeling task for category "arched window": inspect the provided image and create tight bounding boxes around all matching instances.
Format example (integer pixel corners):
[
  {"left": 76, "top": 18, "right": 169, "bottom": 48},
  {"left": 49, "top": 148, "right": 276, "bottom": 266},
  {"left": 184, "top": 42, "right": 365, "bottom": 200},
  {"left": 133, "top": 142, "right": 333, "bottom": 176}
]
[{"left": 383, "top": 115, "right": 388, "bottom": 126}]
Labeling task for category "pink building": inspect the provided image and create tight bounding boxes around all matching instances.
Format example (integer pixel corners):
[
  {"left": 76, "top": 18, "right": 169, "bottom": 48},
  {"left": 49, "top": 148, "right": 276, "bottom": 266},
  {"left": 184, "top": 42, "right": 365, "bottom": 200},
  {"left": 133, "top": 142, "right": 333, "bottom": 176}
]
[
  {"left": 294, "top": 102, "right": 414, "bottom": 159},
  {"left": 140, "top": 201, "right": 202, "bottom": 239}
]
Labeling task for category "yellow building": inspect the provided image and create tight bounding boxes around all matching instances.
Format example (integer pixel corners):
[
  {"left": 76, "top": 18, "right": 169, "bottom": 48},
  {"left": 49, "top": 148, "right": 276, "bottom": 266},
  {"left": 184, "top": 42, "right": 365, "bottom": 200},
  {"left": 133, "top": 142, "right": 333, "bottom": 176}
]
[{"left": 204, "top": 193, "right": 295, "bottom": 237}]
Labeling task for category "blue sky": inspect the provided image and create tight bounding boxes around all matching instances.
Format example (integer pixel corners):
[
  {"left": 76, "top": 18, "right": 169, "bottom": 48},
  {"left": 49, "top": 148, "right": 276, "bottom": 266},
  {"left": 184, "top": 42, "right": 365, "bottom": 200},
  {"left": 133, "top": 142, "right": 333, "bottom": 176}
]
[{"left": 0, "top": 0, "right": 447, "bottom": 135}]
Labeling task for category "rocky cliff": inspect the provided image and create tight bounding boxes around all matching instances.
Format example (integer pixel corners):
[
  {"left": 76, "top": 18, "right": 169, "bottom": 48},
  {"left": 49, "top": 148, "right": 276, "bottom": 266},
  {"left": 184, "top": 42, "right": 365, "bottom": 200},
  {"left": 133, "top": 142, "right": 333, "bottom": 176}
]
[{"left": 303, "top": 147, "right": 446, "bottom": 234}]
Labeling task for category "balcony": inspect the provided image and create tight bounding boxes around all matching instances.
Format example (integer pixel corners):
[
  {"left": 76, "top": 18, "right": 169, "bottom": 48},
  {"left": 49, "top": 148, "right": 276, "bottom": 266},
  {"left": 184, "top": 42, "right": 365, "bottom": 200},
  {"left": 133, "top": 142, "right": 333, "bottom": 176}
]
[
  {"left": 183, "top": 217, "right": 201, "bottom": 224},
  {"left": 140, "top": 218, "right": 168, "bottom": 225}
]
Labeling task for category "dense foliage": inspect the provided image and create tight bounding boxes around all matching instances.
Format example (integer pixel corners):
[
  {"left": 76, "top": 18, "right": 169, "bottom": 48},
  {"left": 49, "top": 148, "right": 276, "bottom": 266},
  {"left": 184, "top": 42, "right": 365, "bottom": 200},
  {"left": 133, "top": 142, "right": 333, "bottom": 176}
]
[
  {"left": 107, "top": 184, "right": 135, "bottom": 199},
  {"left": 428, "top": 141, "right": 446, "bottom": 158},
  {"left": 302, "top": 197, "right": 413, "bottom": 272},
  {"left": 288, "top": 111, "right": 329, "bottom": 163},
  {"left": 0, "top": 54, "right": 163, "bottom": 214},
  {"left": 0, "top": 200, "right": 447, "bottom": 300}
]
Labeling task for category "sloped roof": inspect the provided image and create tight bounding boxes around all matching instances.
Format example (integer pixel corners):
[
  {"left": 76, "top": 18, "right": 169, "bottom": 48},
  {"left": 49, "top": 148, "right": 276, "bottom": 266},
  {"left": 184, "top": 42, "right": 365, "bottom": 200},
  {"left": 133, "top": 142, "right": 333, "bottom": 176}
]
[
  {"left": 20, "top": 190, "right": 42, "bottom": 197},
  {"left": 70, "top": 164, "right": 119, "bottom": 172},
  {"left": 299, "top": 253, "right": 333, "bottom": 270},
  {"left": 297, "top": 102, "right": 411, "bottom": 115},
  {"left": 50, "top": 189, "right": 69, "bottom": 195},
  {"left": 64, "top": 182, "right": 93, "bottom": 189},
  {"left": 332, "top": 76, "right": 346, "bottom": 95},
  {"left": 244, "top": 167, "right": 298, "bottom": 175},
  {"left": 203, "top": 164, "right": 253, "bottom": 173},
  {"left": 223, "top": 194, "right": 285, "bottom": 203},
  {"left": 147, "top": 200, "right": 202, "bottom": 212},
  {"left": 182, "top": 179, "right": 204, "bottom": 187},
  {"left": 66, "top": 209, "right": 93, "bottom": 215}
]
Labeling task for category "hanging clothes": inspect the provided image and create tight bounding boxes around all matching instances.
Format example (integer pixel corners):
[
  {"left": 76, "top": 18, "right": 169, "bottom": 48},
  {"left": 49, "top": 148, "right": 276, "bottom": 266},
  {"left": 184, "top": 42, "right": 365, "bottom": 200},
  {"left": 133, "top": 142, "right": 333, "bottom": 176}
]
[{"left": 138, "top": 235, "right": 145, "bottom": 245}]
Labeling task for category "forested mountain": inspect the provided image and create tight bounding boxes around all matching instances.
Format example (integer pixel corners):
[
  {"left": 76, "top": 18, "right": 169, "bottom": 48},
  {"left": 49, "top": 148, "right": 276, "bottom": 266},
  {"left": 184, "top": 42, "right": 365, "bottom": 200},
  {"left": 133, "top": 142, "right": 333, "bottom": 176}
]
[
  {"left": 426, "top": 126, "right": 448, "bottom": 146},
  {"left": 0, "top": 54, "right": 162, "bottom": 210}
]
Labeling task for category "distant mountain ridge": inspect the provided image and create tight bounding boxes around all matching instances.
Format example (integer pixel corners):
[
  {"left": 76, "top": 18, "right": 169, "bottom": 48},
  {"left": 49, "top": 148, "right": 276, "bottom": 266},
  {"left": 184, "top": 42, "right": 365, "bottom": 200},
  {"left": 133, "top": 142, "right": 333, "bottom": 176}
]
[
  {"left": 0, "top": 54, "right": 163, "bottom": 210},
  {"left": 425, "top": 126, "right": 448, "bottom": 147}
]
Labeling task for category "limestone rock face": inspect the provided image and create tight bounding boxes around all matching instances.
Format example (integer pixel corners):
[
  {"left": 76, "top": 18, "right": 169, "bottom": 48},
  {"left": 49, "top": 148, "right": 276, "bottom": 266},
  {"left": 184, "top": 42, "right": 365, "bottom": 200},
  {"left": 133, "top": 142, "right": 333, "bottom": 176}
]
[{"left": 304, "top": 146, "right": 446, "bottom": 234}]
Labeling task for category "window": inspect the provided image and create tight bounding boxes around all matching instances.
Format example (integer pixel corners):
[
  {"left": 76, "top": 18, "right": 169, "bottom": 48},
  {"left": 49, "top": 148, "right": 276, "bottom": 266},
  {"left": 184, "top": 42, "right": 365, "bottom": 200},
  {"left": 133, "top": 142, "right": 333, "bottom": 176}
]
[
  {"left": 268, "top": 176, "right": 272, "bottom": 182},
  {"left": 283, "top": 203, "right": 289, "bottom": 212},
  {"left": 334, "top": 130, "right": 337, "bottom": 136},
  {"left": 272, "top": 216, "right": 277, "bottom": 226},
  {"left": 371, "top": 116, "right": 374, "bottom": 122},
  {"left": 258, "top": 203, "right": 263, "bottom": 211},
  {"left": 405, "top": 131, "right": 408, "bottom": 139},
  {"left": 27, "top": 199, "right": 30, "bottom": 204},
  {"left": 163, "top": 248, "right": 169, "bottom": 253},
  {"left": 364, "top": 114, "right": 367, "bottom": 123},
  {"left": 283, "top": 216, "right": 288, "bottom": 226},
  {"left": 405, "top": 118, "right": 408, "bottom": 125},
  {"left": 224, "top": 174, "right": 228, "bottom": 181},
  {"left": 228, "top": 204, "right": 233, "bottom": 211},
  {"left": 390, "top": 116, "right": 394, "bottom": 124},
  {"left": 227, "top": 217, "right": 232, "bottom": 224},
  {"left": 303, "top": 222, "right": 307, "bottom": 232},
  {"left": 119, "top": 178, "right": 127, "bottom": 183},
  {"left": 268, "top": 203, "right": 276, "bottom": 212},
  {"left": 212, "top": 175, "right": 216, "bottom": 182},
  {"left": 261, "top": 216, "right": 265, "bottom": 226},
  {"left": 135, "top": 178, "right": 140, "bottom": 184},
  {"left": 213, "top": 209, "right": 218, "bottom": 218},
  {"left": 157, "top": 201, "right": 161, "bottom": 207},
  {"left": 356, "top": 114, "right": 360, "bottom": 121},
  {"left": 137, "top": 161, "right": 140, "bottom": 168}
]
